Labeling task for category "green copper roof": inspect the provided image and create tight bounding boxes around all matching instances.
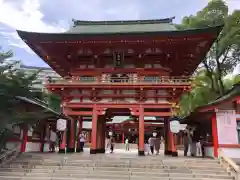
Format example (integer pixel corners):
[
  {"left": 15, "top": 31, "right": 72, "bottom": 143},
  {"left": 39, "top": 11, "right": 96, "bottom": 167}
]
[{"left": 66, "top": 18, "right": 177, "bottom": 34}]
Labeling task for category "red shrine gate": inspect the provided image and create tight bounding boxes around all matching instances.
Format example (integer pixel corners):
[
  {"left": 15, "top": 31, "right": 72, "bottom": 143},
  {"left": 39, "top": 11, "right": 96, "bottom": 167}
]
[{"left": 17, "top": 18, "right": 222, "bottom": 156}]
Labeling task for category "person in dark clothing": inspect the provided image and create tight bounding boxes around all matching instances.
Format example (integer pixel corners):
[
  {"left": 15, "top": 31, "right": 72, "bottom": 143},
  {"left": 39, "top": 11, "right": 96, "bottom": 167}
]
[
  {"left": 190, "top": 127, "right": 200, "bottom": 157},
  {"left": 110, "top": 136, "right": 115, "bottom": 153},
  {"left": 183, "top": 131, "right": 190, "bottom": 156},
  {"left": 199, "top": 136, "right": 205, "bottom": 158}
]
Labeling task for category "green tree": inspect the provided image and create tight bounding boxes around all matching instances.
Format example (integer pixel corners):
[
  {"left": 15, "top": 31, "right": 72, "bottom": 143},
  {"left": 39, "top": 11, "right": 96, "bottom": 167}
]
[
  {"left": 45, "top": 93, "right": 61, "bottom": 113},
  {"left": 178, "top": 0, "right": 240, "bottom": 96},
  {"left": 177, "top": 0, "right": 240, "bottom": 117},
  {"left": 0, "top": 50, "right": 51, "bottom": 151}
]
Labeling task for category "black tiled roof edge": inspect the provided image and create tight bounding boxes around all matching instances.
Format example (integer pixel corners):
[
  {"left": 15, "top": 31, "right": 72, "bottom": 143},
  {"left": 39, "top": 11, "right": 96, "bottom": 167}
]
[{"left": 72, "top": 17, "right": 175, "bottom": 26}]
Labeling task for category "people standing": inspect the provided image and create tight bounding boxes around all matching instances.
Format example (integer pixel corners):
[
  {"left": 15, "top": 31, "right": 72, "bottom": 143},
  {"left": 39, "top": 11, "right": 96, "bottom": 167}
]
[
  {"left": 135, "top": 137, "right": 139, "bottom": 149},
  {"left": 148, "top": 137, "right": 155, "bottom": 155},
  {"left": 190, "top": 127, "right": 198, "bottom": 157},
  {"left": 79, "top": 133, "right": 85, "bottom": 152},
  {"left": 144, "top": 139, "right": 150, "bottom": 155},
  {"left": 196, "top": 139, "right": 201, "bottom": 156},
  {"left": 154, "top": 136, "right": 161, "bottom": 155},
  {"left": 183, "top": 130, "right": 190, "bottom": 156},
  {"left": 106, "top": 135, "right": 110, "bottom": 150},
  {"left": 125, "top": 137, "right": 129, "bottom": 151},
  {"left": 49, "top": 127, "right": 57, "bottom": 153},
  {"left": 110, "top": 136, "right": 115, "bottom": 153},
  {"left": 199, "top": 136, "right": 205, "bottom": 158}
]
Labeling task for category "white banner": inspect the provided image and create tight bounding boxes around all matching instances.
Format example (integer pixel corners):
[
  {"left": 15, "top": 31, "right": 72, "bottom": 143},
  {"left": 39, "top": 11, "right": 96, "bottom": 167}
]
[{"left": 216, "top": 110, "right": 238, "bottom": 144}]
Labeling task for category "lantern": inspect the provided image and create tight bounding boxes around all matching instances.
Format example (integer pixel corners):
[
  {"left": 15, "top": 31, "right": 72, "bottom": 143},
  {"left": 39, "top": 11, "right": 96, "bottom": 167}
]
[{"left": 57, "top": 119, "right": 67, "bottom": 131}]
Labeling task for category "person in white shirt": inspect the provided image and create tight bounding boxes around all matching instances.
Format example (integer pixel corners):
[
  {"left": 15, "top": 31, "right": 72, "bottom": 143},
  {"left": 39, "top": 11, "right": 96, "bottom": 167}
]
[
  {"left": 144, "top": 139, "right": 150, "bottom": 155},
  {"left": 125, "top": 137, "right": 129, "bottom": 151},
  {"left": 148, "top": 137, "right": 155, "bottom": 155},
  {"left": 79, "top": 133, "right": 85, "bottom": 152}
]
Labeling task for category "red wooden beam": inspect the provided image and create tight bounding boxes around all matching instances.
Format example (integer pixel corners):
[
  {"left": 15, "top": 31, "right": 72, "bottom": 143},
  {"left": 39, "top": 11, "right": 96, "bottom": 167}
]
[
  {"left": 64, "top": 103, "right": 172, "bottom": 109},
  {"left": 134, "top": 112, "right": 172, "bottom": 116}
]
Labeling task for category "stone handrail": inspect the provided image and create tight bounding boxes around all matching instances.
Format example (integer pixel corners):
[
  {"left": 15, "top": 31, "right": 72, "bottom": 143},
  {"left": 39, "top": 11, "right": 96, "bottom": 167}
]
[
  {"left": 0, "top": 144, "right": 21, "bottom": 167},
  {"left": 218, "top": 149, "right": 240, "bottom": 180}
]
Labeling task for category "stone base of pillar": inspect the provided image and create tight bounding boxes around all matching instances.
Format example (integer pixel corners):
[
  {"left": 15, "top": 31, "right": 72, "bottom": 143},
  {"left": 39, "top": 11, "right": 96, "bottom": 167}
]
[
  {"left": 66, "top": 148, "right": 75, "bottom": 153},
  {"left": 172, "top": 151, "right": 178, "bottom": 157},
  {"left": 90, "top": 149, "right": 97, "bottom": 154},
  {"left": 58, "top": 149, "right": 65, "bottom": 154},
  {"left": 96, "top": 148, "right": 105, "bottom": 153},
  {"left": 75, "top": 148, "right": 83, "bottom": 153},
  {"left": 138, "top": 150, "right": 145, "bottom": 156},
  {"left": 164, "top": 150, "right": 172, "bottom": 155}
]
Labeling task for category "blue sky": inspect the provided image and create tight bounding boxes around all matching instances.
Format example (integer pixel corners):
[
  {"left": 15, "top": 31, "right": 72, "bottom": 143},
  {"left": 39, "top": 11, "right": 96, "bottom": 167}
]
[{"left": 0, "top": 0, "right": 239, "bottom": 69}]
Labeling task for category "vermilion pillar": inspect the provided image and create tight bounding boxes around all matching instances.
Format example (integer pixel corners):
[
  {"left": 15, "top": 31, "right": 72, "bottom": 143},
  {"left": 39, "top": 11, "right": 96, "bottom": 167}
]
[
  {"left": 76, "top": 117, "right": 83, "bottom": 152},
  {"left": 96, "top": 116, "right": 106, "bottom": 153},
  {"left": 96, "top": 118, "right": 101, "bottom": 151},
  {"left": 212, "top": 113, "right": 219, "bottom": 157},
  {"left": 122, "top": 133, "right": 125, "bottom": 144},
  {"left": 138, "top": 105, "right": 145, "bottom": 156},
  {"left": 169, "top": 129, "right": 178, "bottom": 156},
  {"left": 100, "top": 117, "right": 106, "bottom": 153},
  {"left": 90, "top": 105, "right": 98, "bottom": 154},
  {"left": 164, "top": 118, "right": 171, "bottom": 155},
  {"left": 67, "top": 119, "right": 76, "bottom": 153},
  {"left": 20, "top": 124, "right": 28, "bottom": 152}
]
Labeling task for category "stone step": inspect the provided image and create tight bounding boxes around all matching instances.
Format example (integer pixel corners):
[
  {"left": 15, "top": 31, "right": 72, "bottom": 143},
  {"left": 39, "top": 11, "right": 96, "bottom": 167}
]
[
  {"left": 0, "top": 176, "right": 233, "bottom": 180},
  {"left": 0, "top": 166, "right": 227, "bottom": 175},
  {"left": 0, "top": 170, "right": 231, "bottom": 180}
]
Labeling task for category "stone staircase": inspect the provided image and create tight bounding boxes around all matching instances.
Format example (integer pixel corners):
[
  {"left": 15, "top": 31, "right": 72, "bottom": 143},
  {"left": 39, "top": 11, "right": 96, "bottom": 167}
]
[{"left": 0, "top": 152, "right": 234, "bottom": 180}]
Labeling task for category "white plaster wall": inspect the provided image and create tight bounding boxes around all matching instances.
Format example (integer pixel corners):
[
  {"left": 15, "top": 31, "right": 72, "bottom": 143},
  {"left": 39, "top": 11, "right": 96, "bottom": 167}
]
[
  {"left": 25, "top": 142, "right": 41, "bottom": 152},
  {"left": 102, "top": 90, "right": 113, "bottom": 94},
  {"left": 158, "top": 98, "right": 168, "bottom": 103},
  {"left": 205, "top": 146, "right": 214, "bottom": 157},
  {"left": 125, "top": 98, "right": 137, "bottom": 103},
  {"left": 221, "top": 148, "right": 240, "bottom": 158},
  {"left": 122, "top": 90, "right": 136, "bottom": 94},
  {"left": 69, "top": 98, "right": 80, "bottom": 103},
  {"left": 43, "top": 143, "right": 50, "bottom": 152},
  {"left": 145, "top": 98, "right": 155, "bottom": 103},
  {"left": 99, "top": 98, "right": 112, "bottom": 102},
  {"left": 82, "top": 98, "right": 92, "bottom": 102}
]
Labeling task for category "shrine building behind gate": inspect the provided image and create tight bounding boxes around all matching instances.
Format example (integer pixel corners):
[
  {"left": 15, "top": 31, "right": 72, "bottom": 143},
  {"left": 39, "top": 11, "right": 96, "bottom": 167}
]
[{"left": 17, "top": 18, "right": 223, "bottom": 156}]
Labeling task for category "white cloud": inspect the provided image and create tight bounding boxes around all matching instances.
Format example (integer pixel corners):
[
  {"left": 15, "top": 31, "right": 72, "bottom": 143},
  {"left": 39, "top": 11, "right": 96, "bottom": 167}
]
[
  {"left": 0, "top": 0, "right": 65, "bottom": 32},
  {"left": 225, "top": 0, "right": 240, "bottom": 13},
  {"left": 0, "top": 0, "right": 66, "bottom": 53}
]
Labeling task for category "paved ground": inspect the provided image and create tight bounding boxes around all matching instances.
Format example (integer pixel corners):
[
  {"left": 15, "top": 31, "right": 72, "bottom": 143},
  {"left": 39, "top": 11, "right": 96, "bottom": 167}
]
[{"left": 82, "top": 148, "right": 186, "bottom": 157}]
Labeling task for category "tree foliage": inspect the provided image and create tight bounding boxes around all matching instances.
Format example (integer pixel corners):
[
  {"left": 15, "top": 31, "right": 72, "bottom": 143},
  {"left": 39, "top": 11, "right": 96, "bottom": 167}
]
[
  {"left": 177, "top": 0, "right": 240, "bottom": 117},
  {"left": 0, "top": 50, "right": 50, "bottom": 151},
  {"left": 178, "top": 0, "right": 240, "bottom": 96}
]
